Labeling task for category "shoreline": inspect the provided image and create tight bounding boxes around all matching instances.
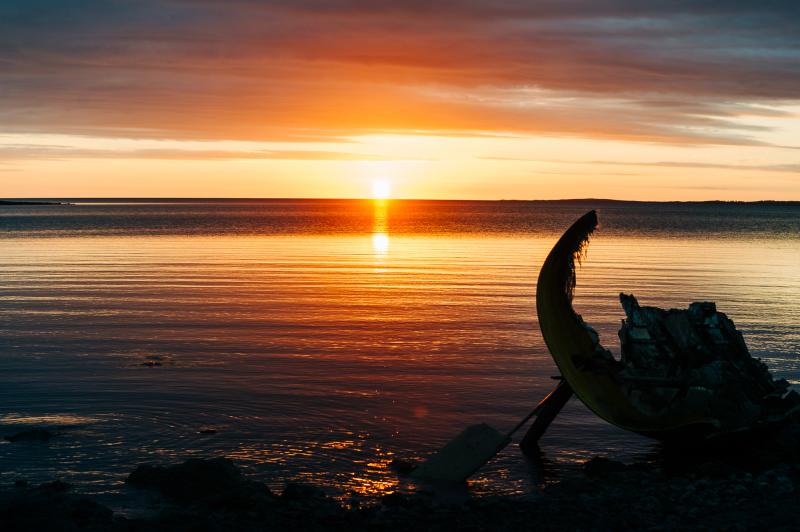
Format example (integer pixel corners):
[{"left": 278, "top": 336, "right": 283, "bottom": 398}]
[{"left": 2, "top": 423, "right": 799, "bottom": 531}]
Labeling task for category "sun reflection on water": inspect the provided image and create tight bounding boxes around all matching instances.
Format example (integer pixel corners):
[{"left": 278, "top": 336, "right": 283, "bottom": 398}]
[
  {"left": 371, "top": 199, "right": 390, "bottom": 259},
  {"left": 0, "top": 413, "right": 102, "bottom": 425},
  {"left": 372, "top": 233, "right": 389, "bottom": 256}
]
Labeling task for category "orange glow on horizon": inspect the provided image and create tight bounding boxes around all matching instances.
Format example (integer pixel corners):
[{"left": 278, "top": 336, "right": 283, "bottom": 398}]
[{"left": 3, "top": 122, "right": 800, "bottom": 201}]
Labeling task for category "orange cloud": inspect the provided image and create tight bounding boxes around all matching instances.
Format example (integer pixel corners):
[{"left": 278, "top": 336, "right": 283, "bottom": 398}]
[{"left": 1, "top": 1, "right": 798, "bottom": 145}]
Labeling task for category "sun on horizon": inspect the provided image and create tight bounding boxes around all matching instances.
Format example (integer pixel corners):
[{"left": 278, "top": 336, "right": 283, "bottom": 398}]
[{"left": 372, "top": 179, "right": 392, "bottom": 200}]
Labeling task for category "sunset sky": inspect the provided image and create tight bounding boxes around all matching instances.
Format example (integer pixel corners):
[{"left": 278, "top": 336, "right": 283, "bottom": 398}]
[{"left": 1, "top": 1, "right": 799, "bottom": 200}]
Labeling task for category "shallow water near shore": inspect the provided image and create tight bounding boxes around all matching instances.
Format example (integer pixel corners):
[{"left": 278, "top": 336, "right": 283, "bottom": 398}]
[{"left": 1, "top": 200, "right": 799, "bottom": 502}]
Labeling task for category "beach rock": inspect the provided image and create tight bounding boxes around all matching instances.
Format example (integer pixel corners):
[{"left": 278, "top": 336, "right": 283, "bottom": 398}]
[
  {"left": 35, "top": 480, "right": 71, "bottom": 494},
  {"left": 388, "top": 458, "right": 417, "bottom": 475},
  {"left": 4, "top": 428, "right": 54, "bottom": 443},
  {"left": 0, "top": 481, "right": 114, "bottom": 532},
  {"left": 583, "top": 456, "right": 628, "bottom": 478},
  {"left": 6, "top": 451, "right": 800, "bottom": 530},
  {"left": 126, "top": 457, "right": 272, "bottom": 506},
  {"left": 281, "top": 482, "right": 327, "bottom": 501},
  {"left": 142, "top": 355, "right": 169, "bottom": 367},
  {"left": 380, "top": 492, "right": 411, "bottom": 508},
  {"left": 280, "top": 483, "right": 341, "bottom": 518}
]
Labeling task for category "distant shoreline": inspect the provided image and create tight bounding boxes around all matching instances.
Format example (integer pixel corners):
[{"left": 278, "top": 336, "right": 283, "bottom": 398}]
[{"left": 0, "top": 200, "right": 71, "bottom": 206}]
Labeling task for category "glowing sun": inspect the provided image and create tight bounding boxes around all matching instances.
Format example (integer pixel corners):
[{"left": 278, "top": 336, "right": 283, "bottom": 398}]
[{"left": 372, "top": 179, "right": 391, "bottom": 199}]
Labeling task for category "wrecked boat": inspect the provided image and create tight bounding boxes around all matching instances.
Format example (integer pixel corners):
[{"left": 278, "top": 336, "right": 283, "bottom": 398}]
[
  {"left": 411, "top": 210, "right": 798, "bottom": 483},
  {"left": 537, "top": 210, "right": 800, "bottom": 441}
]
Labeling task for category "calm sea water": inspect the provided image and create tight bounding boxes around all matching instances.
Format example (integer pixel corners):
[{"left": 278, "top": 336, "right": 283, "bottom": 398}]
[{"left": 1, "top": 200, "right": 799, "bottom": 506}]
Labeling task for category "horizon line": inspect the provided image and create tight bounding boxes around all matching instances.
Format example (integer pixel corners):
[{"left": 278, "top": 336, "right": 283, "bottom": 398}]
[{"left": 3, "top": 197, "right": 800, "bottom": 204}]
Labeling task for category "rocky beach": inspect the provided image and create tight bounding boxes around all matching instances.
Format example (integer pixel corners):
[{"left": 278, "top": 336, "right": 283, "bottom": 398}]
[{"left": 2, "top": 420, "right": 799, "bottom": 531}]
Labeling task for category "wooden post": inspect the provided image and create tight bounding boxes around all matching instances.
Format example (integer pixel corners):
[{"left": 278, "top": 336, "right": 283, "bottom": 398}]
[{"left": 519, "top": 380, "right": 573, "bottom": 455}]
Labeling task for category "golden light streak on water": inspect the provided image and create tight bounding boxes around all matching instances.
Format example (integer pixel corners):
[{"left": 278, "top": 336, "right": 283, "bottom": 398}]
[{"left": 372, "top": 199, "right": 390, "bottom": 258}]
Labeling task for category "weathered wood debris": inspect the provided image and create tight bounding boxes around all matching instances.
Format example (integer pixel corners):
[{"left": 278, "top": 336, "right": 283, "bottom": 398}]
[{"left": 614, "top": 294, "right": 800, "bottom": 432}]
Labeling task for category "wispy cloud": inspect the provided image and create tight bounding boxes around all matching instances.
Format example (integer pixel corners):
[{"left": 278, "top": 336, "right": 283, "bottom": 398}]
[
  {"left": 480, "top": 157, "right": 800, "bottom": 174},
  {"left": 1, "top": 1, "right": 798, "bottom": 144},
  {"left": 0, "top": 144, "right": 426, "bottom": 161},
  {"left": 574, "top": 159, "right": 800, "bottom": 174}
]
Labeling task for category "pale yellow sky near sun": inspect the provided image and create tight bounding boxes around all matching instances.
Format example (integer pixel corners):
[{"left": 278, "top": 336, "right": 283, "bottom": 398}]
[{"left": 1, "top": 106, "right": 799, "bottom": 200}]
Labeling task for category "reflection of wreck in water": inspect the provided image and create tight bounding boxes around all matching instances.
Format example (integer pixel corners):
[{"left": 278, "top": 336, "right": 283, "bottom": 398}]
[{"left": 536, "top": 210, "right": 800, "bottom": 442}]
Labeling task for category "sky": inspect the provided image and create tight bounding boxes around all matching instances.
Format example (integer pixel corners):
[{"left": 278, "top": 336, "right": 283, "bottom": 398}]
[{"left": 1, "top": 0, "right": 799, "bottom": 200}]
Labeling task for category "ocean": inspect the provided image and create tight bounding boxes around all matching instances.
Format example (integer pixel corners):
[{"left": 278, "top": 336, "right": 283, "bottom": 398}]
[{"left": 1, "top": 199, "right": 799, "bottom": 506}]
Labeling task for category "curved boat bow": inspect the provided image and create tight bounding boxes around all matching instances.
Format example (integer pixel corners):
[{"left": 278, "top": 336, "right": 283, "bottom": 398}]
[{"left": 536, "top": 211, "right": 723, "bottom": 440}]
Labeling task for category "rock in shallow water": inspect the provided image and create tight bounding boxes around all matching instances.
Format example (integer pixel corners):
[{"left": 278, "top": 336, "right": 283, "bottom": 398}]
[
  {"left": 4, "top": 428, "right": 54, "bottom": 443},
  {"left": 126, "top": 457, "right": 273, "bottom": 505},
  {"left": 583, "top": 457, "right": 628, "bottom": 478},
  {"left": 281, "top": 482, "right": 327, "bottom": 501},
  {"left": 388, "top": 458, "right": 417, "bottom": 475}
]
